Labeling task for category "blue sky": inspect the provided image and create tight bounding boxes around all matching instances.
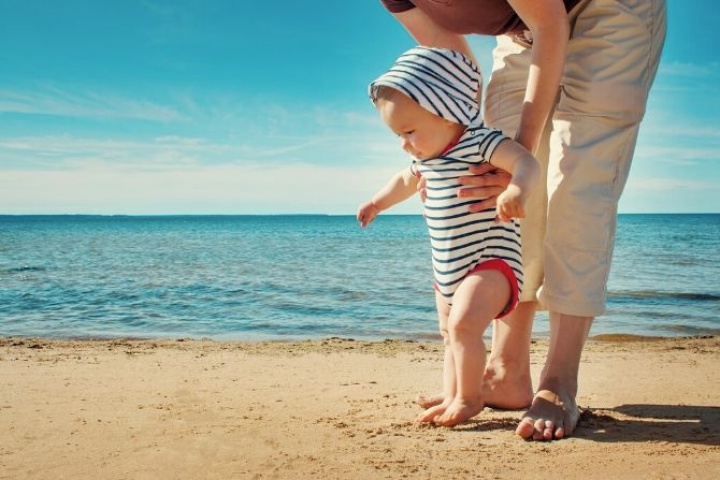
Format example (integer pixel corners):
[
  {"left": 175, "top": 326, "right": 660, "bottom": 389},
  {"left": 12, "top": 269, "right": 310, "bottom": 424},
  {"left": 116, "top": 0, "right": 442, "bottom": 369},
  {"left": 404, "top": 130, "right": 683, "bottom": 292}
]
[{"left": 1, "top": 0, "right": 717, "bottom": 215}]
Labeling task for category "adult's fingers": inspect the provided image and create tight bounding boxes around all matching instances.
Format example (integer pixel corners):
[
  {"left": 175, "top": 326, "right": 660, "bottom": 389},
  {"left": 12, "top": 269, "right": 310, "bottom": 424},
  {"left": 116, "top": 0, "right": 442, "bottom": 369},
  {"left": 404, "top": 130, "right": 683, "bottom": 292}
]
[
  {"left": 466, "top": 163, "right": 498, "bottom": 176},
  {"left": 467, "top": 197, "right": 497, "bottom": 213},
  {"left": 458, "top": 185, "right": 505, "bottom": 200}
]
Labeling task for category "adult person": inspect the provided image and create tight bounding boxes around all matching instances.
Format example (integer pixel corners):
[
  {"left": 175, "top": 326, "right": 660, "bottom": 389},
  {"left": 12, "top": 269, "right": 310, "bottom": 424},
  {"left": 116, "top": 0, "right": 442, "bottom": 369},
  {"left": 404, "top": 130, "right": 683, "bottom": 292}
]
[{"left": 378, "top": 0, "right": 667, "bottom": 441}]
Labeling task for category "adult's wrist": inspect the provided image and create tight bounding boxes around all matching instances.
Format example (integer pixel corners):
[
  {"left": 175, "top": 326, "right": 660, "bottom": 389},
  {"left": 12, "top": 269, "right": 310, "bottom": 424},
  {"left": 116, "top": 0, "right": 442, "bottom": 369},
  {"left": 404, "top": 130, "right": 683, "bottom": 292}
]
[{"left": 514, "top": 129, "right": 540, "bottom": 155}]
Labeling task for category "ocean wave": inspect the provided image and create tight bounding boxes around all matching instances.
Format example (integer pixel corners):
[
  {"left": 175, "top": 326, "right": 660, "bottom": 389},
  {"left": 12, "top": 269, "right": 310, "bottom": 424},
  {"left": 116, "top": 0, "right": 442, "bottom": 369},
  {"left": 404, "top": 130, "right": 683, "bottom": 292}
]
[
  {"left": 655, "top": 324, "right": 720, "bottom": 336},
  {"left": 608, "top": 291, "right": 720, "bottom": 302},
  {"left": 3, "top": 265, "right": 48, "bottom": 274}
]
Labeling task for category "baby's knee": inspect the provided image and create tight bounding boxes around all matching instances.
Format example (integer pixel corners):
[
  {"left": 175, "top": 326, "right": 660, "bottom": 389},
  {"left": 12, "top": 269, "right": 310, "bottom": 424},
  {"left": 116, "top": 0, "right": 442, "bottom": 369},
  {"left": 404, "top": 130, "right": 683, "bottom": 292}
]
[
  {"left": 439, "top": 328, "right": 451, "bottom": 346},
  {"left": 448, "top": 313, "right": 470, "bottom": 333},
  {"left": 447, "top": 312, "right": 486, "bottom": 337}
]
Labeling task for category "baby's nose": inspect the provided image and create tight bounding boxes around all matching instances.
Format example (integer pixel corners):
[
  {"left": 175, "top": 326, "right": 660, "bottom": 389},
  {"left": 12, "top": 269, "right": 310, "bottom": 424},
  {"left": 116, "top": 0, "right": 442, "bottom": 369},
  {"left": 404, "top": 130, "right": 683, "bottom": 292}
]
[{"left": 401, "top": 138, "right": 413, "bottom": 152}]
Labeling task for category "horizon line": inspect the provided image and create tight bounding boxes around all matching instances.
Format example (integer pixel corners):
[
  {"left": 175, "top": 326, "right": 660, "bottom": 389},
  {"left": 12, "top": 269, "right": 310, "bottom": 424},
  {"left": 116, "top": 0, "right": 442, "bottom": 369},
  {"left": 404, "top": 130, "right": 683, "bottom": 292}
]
[{"left": 1, "top": 212, "right": 719, "bottom": 218}]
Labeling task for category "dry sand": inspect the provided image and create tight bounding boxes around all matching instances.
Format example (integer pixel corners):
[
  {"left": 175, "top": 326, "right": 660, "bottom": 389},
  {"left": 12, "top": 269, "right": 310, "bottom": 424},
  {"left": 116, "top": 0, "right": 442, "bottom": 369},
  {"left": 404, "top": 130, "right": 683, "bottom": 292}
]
[{"left": 1, "top": 335, "right": 718, "bottom": 479}]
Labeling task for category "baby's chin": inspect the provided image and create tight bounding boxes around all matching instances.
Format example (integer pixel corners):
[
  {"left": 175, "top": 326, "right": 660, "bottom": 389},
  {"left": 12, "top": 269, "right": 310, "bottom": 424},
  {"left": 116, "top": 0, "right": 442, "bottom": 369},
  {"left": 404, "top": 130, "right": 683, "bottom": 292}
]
[{"left": 412, "top": 152, "right": 434, "bottom": 161}]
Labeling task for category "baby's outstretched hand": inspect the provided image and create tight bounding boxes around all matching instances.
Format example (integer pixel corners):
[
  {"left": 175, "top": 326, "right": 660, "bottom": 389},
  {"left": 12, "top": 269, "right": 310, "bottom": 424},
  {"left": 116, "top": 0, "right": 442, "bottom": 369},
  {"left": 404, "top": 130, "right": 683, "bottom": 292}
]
[
  {"left": 495, "top": 185, "right": 526, "bottom": 223},
  {"left": 357, "top": 201, "right": 380, "bottom": 228}
]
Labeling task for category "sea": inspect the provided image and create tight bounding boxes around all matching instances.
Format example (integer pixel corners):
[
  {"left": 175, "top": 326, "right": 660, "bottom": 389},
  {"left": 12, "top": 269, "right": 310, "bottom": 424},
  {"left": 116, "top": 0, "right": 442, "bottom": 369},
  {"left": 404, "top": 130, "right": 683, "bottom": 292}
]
[{"left": 1, "top": 214, "right": 718, "bottom": 341}]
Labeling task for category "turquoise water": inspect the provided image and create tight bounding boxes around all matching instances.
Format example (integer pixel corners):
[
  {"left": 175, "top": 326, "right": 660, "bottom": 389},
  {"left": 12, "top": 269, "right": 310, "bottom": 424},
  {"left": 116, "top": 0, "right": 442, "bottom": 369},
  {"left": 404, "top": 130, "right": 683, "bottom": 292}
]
[{"left": 1, "top": 214, "right": 718, "bottom": 340}]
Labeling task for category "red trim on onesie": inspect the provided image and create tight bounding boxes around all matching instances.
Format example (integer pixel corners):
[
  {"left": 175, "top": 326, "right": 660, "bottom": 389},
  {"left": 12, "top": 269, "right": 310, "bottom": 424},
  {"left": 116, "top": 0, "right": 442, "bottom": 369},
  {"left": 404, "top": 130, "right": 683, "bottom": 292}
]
[
  {"left": 468, "top": 259, "right": 520, "bottom": 318},
  {"left": 433, "top": 258, "right": 520, "bottom": 318}
]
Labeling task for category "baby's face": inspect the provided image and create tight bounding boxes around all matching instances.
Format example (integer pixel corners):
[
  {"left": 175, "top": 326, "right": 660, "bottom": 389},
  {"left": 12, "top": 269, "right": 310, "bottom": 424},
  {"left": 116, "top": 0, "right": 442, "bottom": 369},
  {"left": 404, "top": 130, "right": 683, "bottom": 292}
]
[{"left": 376, "top": 93, "right": 464, "bottom": 160}]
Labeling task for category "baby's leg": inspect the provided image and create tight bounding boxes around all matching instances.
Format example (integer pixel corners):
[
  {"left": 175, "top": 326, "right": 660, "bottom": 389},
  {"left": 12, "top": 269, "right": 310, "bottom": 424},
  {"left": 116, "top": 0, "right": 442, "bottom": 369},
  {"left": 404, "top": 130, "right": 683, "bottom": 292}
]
[
  {"left": 417, "top": 293, "right": 455, "bottom": 423},
  {"left": 435, "top": 269, "right": 511, "bottom": 427}
]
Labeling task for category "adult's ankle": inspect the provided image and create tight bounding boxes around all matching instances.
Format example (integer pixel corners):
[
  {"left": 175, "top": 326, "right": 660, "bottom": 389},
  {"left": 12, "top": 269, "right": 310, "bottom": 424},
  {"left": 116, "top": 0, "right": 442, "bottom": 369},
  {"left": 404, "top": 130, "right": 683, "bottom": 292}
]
[
  {"left": 536, "top": 374, "right": 578, "bottom": 398},
  {"left": 486, "top": 352, "right": 530, "bottom": 377}
]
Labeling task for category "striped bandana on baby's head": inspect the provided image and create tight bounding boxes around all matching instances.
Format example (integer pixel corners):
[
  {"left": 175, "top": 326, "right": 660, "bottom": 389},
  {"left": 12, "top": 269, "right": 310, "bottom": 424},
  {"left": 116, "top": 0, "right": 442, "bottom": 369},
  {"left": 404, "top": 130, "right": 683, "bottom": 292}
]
[{"left": 369, "top": 46, "right": 482, "bottom": 126}]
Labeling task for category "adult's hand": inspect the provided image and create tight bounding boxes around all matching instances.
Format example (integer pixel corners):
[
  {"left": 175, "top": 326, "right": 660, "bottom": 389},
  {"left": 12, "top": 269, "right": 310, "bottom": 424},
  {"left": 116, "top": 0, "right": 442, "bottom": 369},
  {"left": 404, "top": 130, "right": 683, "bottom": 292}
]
[{"left": 458, "top": 163, "right": 512, "bottom": 212}]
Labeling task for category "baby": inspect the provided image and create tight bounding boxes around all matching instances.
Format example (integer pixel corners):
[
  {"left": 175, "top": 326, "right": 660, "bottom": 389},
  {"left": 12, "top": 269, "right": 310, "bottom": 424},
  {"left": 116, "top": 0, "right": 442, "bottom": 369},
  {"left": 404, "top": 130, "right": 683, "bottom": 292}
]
[{"left": 357, "top": 47, "right": 539, "bottom": 426}]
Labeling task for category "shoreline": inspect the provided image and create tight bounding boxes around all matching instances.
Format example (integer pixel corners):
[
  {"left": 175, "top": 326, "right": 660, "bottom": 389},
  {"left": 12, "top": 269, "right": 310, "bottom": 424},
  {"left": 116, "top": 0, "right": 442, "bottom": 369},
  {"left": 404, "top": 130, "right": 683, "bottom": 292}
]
[
  {"left": 2, "top": 331, "right": 715, "bottom": 345},
  {"left": 2, "top": 335, "right": 718, "bottom": 479}
]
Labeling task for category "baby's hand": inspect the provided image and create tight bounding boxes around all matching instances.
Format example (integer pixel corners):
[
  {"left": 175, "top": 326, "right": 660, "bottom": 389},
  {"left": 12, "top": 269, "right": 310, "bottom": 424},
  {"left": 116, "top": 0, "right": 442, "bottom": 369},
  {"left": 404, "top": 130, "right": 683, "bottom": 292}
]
[
  {"left": 357, "top": 201, "right": 380, "bottom": 228},
  {"left": 417, "top": 175, "right": 428, "bottom": 203},
  {"left": 495, "top": 185, "right": 526, "bottom": 223}
]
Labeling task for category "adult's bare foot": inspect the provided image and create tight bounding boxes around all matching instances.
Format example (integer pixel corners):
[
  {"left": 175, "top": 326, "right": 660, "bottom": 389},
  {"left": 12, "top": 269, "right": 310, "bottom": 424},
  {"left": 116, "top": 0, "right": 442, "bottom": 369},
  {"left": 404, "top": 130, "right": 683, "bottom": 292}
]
[
  {"left": 516, "top": 389, "right": 581, "bottom": 441},
  {"left": 482, "top": 360, "right": 533, "bottom": 410}
]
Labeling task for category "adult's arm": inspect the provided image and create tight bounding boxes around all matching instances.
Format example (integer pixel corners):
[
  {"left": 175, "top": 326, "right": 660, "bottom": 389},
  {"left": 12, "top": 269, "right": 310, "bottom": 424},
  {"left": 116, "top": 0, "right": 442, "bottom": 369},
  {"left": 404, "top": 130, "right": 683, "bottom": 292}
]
[
  {"left": 507, "top": 0, "right": 569, "bottom": 153},
  {"left": 460, "top": 1, "right": 569, "bottom": 210},
  {"left": 390, "top": 8, "right": 480, "bottom": 71}
]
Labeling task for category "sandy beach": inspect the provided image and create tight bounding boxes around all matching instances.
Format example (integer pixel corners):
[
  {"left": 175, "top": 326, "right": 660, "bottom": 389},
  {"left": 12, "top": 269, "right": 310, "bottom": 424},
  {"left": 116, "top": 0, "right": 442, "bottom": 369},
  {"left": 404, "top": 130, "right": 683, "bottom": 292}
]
[{"left": 1, "top": 335, "right": 718, "bottom": 479}]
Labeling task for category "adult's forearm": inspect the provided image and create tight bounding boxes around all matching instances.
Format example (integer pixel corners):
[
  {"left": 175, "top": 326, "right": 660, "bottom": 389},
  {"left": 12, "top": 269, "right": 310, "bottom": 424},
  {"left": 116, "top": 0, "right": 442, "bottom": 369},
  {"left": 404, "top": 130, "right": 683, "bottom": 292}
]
[
  {"left": 515, "top": 23, "right": 569, "bottom": 153},
  {"left": 515, "top": 27, "right": 567, "bottom": 152}
]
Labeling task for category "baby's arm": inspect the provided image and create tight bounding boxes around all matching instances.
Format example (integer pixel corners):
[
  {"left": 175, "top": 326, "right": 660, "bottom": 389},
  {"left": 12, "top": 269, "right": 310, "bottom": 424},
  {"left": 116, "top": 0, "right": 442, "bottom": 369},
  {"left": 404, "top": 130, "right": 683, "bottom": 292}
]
[
  {"left": 357, "top": 167, "right": 419, "bottom": 228},
  {"left": 488, "top": 140, "right": 540, "bottom": 222}
]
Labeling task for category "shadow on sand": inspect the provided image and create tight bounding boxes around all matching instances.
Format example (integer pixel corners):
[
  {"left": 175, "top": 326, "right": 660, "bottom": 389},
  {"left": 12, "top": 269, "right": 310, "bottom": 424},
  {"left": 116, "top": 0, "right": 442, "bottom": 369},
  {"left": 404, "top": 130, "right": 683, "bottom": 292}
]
[
  {"left": 453, "top": 404, "right": 719, "bottom": 446},
  {"left": 575, "top": 404, "right": 720, "bottom": 446}
]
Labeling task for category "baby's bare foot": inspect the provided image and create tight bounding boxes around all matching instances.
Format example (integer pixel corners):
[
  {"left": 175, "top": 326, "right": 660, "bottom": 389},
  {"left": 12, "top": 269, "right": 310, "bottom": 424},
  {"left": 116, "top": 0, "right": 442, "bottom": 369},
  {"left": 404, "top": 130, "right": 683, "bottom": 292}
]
[
  {"left": 433, "top": 397, "right": 485, "bottom": 427},
  {"left": 416, "top": 362, "right": 533, "bottom": 412},
  {"left": 415, "top": 392, "right": 444, "bottom": 409},
  {"left": 416, "top": 399, "right": 452, "bottom": 424},
  {"left": 516, "top": 389, "right": 581, "bottom": 441}
]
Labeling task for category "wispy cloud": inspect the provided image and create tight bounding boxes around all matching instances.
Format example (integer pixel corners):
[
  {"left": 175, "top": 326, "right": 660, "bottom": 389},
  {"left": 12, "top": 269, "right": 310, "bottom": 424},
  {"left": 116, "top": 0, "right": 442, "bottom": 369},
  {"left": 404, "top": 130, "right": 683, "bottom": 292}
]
[
  {"left": 633, "top": 146, "right": 720, "bottom": 171},
  {"left": 659, "top": 61, "right": 720, "bottom": 78},
  {"left": 0, "top": 134, "right": 313, "bottom": 171},
  {"left": 0, "top": 127, "right": 398, "bottom": 172},
  {"left": 0, "top": 84, "right": 386, "bottom": 139},
  {"left": 0, "top": 86, "right": 187, "bottom": 122},
  {"left": 626, "top": 177, "right": 718, "bottom": 191},
  {"left": 638, "top": 114, "right": 720, "bottom": 150}
]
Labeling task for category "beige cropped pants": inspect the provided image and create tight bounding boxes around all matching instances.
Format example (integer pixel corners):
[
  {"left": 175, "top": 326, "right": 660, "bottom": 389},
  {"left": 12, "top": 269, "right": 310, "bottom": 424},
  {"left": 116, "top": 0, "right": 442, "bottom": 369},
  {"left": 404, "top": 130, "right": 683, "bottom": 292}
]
[{"left": 484, "top": 0, "right": 667, "bottom": 317}]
